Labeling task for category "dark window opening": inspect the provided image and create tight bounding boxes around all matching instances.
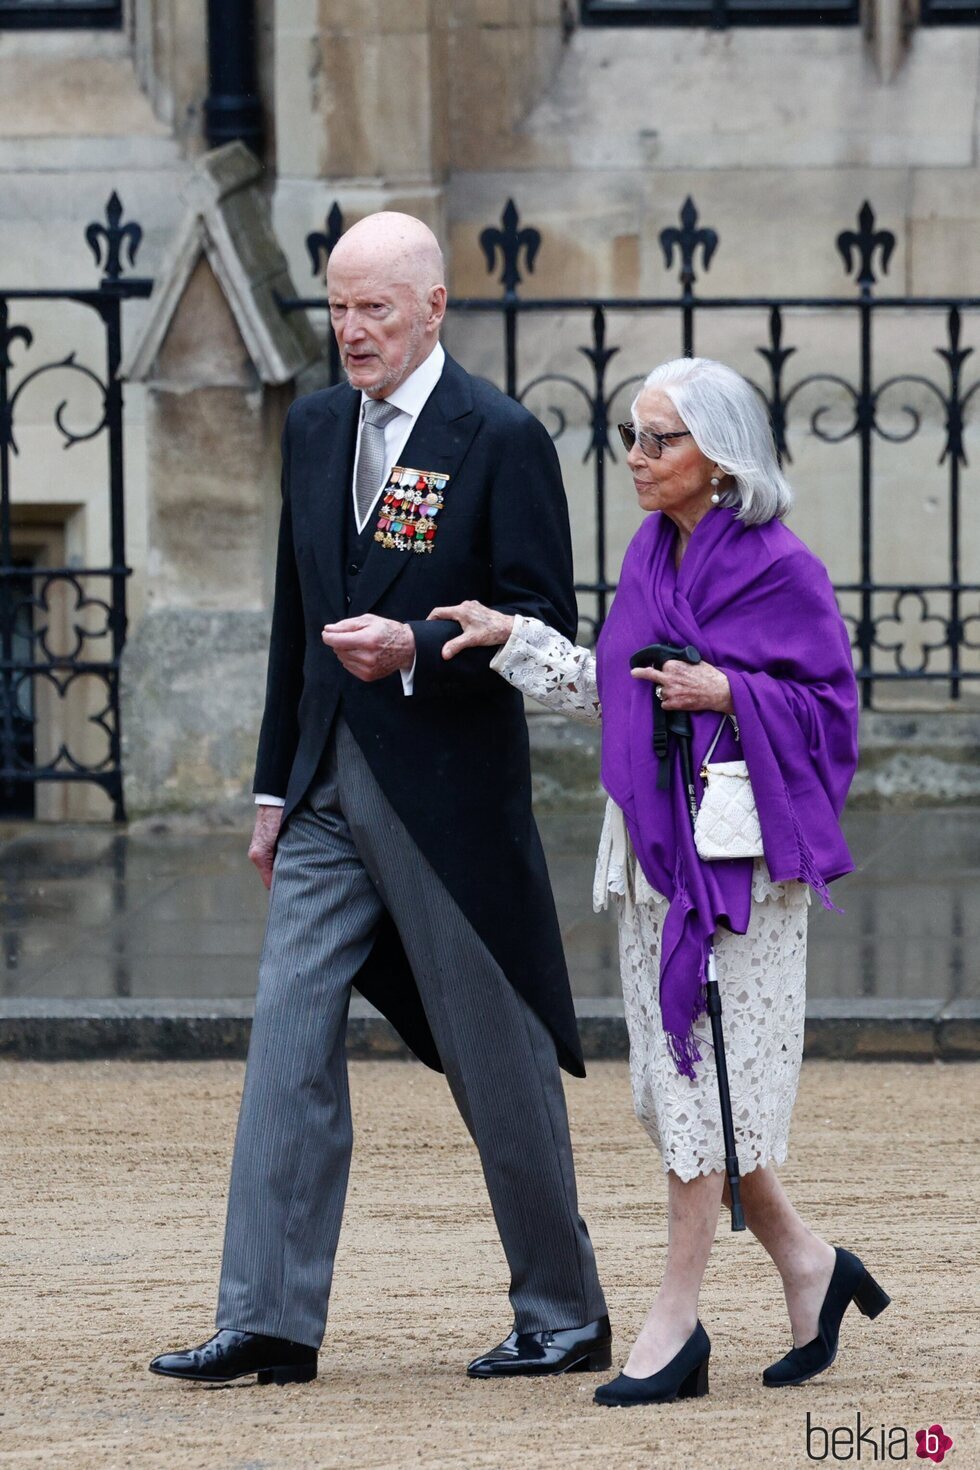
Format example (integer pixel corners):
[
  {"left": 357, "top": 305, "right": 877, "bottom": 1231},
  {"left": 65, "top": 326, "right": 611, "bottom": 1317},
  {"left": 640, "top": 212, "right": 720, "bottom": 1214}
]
[
  {"left": 919, "top": 0, "right": 980, "bottom": 22},
  {"left": 581, "top": 0, "right": 858, "bottom": 24},
  {"left": 0, "top": 0, "right": 121, "bottom": 29}
]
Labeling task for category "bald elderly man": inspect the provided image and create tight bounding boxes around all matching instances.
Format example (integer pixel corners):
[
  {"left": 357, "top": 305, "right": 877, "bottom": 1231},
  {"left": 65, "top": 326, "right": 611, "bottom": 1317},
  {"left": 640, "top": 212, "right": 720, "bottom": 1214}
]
[{"left": 150, "top": 212, "right": 610, "bottom": 1387}]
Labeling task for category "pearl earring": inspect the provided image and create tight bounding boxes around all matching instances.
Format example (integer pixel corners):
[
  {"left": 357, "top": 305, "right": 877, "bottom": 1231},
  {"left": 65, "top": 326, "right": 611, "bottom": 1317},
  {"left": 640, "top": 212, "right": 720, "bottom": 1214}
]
[{"left": 710, "top": 475, "right": 721, "bottom": 505}]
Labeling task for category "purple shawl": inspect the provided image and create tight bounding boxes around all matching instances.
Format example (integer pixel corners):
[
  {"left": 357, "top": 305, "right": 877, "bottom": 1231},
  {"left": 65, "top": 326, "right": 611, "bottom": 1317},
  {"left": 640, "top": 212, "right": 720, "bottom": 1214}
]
[{"left": 596, "top": 507, "right": 859, "bottom": 1077}]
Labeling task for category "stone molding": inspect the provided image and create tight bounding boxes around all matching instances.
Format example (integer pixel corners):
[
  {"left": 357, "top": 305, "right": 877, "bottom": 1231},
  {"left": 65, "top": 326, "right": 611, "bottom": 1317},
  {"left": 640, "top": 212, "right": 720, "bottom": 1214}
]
[
  {"left": 123, "top": 140, "right": 319, "bottom": 386},
  {"left": 866, "top": 0, "right": 916, "bottom": 82}
]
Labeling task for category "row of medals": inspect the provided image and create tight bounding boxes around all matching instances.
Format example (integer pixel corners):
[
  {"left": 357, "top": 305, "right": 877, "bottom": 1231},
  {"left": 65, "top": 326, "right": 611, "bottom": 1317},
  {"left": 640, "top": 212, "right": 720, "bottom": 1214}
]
[{"left": 374, "top": 472, "right": 448, "bottom": 554}]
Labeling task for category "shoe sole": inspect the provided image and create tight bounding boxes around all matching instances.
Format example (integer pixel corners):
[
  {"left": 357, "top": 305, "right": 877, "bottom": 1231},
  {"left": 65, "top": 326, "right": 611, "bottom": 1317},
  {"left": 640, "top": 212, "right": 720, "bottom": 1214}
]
[
  {"left": 148, "top": 1363, "right": 317, "bottom": 1386},
  {"left": 467, "top": 1345, "right": 613, "bottom": 1379}
]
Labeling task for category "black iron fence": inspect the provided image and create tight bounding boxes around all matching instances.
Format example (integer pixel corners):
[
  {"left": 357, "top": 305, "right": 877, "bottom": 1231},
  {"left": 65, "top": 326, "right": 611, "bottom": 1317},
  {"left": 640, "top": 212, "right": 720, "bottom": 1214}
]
[
  {"left": 0, "top": 195, "right": 150, "bottom": 819},
  {"left": 283, "top": 197, "right": 980, "bottom": 711}
]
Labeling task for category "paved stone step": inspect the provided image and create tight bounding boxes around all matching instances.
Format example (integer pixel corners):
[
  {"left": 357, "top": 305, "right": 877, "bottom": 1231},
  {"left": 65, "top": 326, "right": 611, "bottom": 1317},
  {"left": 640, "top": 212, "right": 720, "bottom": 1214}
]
[{"left": 2, "top": 996, "right": 976, "bottom": 1063}]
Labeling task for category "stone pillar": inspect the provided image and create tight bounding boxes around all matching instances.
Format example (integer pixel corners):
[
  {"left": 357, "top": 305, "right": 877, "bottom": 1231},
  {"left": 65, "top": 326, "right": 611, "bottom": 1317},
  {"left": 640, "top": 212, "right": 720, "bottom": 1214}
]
[
  {"left": 274, "top": 0, "right": 447, "bottom": 222},
  {"left": 133, "top": 0, "right": 210, "bottom": 155},
  {"left": 121, "top": 142, "right": 319, "bottom": 817},
  {"left": 272, "top": 0, "right": 567, "bottom": 285}
]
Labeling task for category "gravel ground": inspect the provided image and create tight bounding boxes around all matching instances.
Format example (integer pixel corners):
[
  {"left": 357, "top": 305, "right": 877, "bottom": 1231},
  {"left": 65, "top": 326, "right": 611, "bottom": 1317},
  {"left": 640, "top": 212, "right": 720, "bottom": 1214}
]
[{"left": 1, "top": 1058, "right": 976, "bottom": 1469}]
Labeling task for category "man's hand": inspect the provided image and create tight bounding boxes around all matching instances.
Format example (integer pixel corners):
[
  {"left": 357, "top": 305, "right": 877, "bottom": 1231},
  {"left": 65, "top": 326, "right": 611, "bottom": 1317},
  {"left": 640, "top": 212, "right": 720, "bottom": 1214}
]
[
  {"left": 321, "top": 615, "right": 416, "bottom": 682},
  {"left": 249, "top": 805, "right": 284, "bottom": 890}
]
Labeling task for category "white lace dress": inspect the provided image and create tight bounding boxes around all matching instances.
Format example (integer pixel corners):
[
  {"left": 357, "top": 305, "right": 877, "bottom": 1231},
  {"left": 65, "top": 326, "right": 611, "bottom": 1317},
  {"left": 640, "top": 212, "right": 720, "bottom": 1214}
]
[{"left": 490, "top": 615, "right": 809, "bottom": 1182}]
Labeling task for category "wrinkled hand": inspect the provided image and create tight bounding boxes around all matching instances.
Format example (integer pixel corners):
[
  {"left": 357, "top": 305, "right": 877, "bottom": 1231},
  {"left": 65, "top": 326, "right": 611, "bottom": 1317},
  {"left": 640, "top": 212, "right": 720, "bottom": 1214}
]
[
  {"left": 321, "top": 614, "right": 416, "bottom": 681},
  {"left": 249, "top": 804, "right": 283, "bottom": 890},
  {"left": 631, "top": 657, "right": 734, "bottom": 714},
  {"left": 427, "top": 600, "right": 515, "bottom": 660}
]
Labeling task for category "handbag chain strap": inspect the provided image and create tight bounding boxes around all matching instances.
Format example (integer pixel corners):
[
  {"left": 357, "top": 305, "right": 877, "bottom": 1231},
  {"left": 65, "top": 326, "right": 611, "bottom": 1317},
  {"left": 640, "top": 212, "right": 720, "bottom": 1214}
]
[{"left": 700, "top": 713, "right": 741, "bottom": 778}]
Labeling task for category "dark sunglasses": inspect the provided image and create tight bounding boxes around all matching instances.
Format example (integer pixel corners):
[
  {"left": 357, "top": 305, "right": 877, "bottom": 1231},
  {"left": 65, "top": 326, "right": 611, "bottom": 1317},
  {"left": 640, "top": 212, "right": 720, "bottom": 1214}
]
[{"left": 618, "top": 422, "right": 693, "bottom": 459}]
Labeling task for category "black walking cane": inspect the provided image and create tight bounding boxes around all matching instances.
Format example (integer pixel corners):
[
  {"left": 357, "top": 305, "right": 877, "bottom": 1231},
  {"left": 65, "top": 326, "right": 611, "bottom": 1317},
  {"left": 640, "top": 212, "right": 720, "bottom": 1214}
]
[{"left": 630, "top": 642, "right": 746, "bottom": 1232}]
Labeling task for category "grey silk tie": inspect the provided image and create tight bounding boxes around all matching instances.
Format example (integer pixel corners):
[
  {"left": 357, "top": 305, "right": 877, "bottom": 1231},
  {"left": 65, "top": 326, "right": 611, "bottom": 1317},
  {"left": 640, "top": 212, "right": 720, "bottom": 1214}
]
[{"left": 354, "top": 397, "right": 402, "bottom": 527}]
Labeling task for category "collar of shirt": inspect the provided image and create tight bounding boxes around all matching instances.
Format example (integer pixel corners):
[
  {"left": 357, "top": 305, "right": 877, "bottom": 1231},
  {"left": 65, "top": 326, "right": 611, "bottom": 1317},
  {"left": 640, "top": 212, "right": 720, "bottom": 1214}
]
[
  {"left": 352, "top": 341, "right": 446, "bottom": 532},
  {"left": 364, "top": 339, "right": 445, "bottom": 423}
]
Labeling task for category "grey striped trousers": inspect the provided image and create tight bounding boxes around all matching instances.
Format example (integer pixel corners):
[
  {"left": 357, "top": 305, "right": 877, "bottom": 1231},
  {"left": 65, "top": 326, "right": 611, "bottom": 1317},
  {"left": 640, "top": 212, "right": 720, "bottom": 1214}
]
[{"left": 215, "top": 720, "right": 606, "bottom": 1349}]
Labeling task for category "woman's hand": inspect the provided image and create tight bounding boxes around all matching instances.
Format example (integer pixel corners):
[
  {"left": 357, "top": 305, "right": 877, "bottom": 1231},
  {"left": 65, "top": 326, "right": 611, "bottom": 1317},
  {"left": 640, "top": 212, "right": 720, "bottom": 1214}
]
[
  {"left": 631, "top": 657, "right": 734, "bottom": 715},
  {"left": 427, "top": 601, "right": 515, "bottom": 661}
]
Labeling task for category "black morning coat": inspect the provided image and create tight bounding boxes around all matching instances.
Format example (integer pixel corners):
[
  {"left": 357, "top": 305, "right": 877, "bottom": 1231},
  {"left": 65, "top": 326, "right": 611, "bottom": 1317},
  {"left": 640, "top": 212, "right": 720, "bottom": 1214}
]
[{"left": 253, "top": 351, "right": 586, "bottom": 1076}]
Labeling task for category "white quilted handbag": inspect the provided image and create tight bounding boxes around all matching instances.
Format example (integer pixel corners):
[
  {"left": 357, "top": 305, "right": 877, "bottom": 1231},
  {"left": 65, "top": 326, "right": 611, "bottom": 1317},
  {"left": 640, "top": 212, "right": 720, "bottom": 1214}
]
[{"left": 693, "top": 716, "right": 764, "bottom": 861}]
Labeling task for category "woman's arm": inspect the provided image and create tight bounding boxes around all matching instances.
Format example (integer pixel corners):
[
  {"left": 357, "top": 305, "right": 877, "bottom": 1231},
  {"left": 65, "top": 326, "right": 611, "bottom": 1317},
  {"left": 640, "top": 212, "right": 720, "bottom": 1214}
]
[{"left": 427, "top": 602, "right": 601, "bottom": 725}]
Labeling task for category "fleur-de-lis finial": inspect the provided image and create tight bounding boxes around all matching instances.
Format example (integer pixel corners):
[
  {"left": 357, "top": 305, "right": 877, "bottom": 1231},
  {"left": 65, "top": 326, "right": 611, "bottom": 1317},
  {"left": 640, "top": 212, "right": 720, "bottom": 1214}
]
[
  {"left": 659, "top": 198, "right": 719, "bottom": 291},
  {"left": 307, "top": 202, "right": 345, "bottom": 279},
  {"left": 756, "top": 308, "right": 796, "bottom": 463},
  {"left": 85, "top": 192, "right": 143, "bottom": 284},
  {"left": 479, "top": 200, "right": 541, "bottom": 296},
  {"left": 936, "top": 307, "right": 973, "bottom": 467},
  {"left": 836, "top": 202, "right": 895, "bottom": 293},
  {"left": 579, "top": 308, "right": 620, "bottom": 458}
]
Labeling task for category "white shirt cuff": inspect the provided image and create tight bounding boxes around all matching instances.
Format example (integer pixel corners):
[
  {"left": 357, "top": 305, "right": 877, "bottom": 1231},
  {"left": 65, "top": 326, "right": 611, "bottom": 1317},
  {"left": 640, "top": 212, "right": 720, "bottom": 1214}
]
[
  {"left": 400, "top": 656, "right": 417, "bottom": 696},
  {"left": 254, "top": 794, "right": 285, "bottom": 806}
]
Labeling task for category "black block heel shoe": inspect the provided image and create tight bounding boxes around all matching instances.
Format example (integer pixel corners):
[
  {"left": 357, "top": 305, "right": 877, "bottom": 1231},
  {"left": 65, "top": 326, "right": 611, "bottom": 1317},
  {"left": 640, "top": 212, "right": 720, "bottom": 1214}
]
[
  {"left": 594, "top": 1322, "right": 710, "bottom": 1407},
  {"left": 763, "top": 1247, "right": 891, "bottom": 1388}
]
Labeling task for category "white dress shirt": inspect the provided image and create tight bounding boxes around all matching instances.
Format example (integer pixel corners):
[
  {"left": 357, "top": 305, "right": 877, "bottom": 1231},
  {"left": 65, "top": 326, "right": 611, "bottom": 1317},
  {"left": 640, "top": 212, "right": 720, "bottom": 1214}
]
[
  {"left": 256, "top": 343, "right": 446, "bottom": 806},
  {"left": 352, "top": 341, "right": 445, "bottom": 533}
]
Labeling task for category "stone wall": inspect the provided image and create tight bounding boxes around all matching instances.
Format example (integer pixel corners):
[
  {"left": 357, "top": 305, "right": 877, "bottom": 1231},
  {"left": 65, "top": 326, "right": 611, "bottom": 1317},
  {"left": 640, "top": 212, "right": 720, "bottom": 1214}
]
[
  {"left": 441, "top": 23, "right": 980, "bottom": 294},
  {"left": 269, "top": 8, "right": 980, "bottom": 299},
  {"left": 273, "top": 0, "right": 566, "bottom": 248}
]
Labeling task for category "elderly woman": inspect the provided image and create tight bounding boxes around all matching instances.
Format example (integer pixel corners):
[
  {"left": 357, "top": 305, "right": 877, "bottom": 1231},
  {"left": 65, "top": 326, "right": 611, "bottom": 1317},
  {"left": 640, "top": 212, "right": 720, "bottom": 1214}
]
[{"left": 428, "top": 357, "right": 890, "bottom": 1407}]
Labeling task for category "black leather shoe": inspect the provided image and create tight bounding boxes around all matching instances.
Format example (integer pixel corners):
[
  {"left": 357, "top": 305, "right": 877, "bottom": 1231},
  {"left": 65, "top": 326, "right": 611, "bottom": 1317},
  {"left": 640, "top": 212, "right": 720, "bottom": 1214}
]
[
  {"left": 149, "top": 1329, "right": 317, "bottom": 1386},
  {"left": 594, "top": 1321, "right": 710, "bottom": 1407},
  {"left": 763, "top": 1247, "right": 891, "bottom": 1388},
  {"left": 466, "top": 1315, "right": 612, "bottom": 1378}
]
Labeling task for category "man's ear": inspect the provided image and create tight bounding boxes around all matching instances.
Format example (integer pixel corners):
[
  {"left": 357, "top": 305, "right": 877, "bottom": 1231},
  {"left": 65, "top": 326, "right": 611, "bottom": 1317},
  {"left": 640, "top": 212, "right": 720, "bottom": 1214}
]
[{"left": 428, "top": 284, "right": 448, "bottom": 332}]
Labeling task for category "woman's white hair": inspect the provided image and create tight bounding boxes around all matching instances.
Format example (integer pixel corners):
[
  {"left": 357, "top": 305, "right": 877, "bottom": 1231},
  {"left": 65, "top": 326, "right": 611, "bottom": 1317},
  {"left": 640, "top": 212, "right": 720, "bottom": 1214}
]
[{"left": 632, "top": 357, "right": 792, "bottom": 525}]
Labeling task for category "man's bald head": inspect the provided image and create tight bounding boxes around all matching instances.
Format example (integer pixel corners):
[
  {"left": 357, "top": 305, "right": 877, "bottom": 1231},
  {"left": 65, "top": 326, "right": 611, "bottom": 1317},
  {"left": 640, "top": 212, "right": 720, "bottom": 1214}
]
[
  {"left": 328, "top": 212, "right": 445, "bottom": 301},
  {"left": 327, "top": 212, "right": 448, "bottom": 398}
]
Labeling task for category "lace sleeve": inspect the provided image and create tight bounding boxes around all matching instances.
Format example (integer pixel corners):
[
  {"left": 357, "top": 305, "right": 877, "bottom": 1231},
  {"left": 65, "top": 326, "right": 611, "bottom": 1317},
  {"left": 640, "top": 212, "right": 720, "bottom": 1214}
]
[{"left": 489, "top": 615, "right": 601, "bottom": 725}]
